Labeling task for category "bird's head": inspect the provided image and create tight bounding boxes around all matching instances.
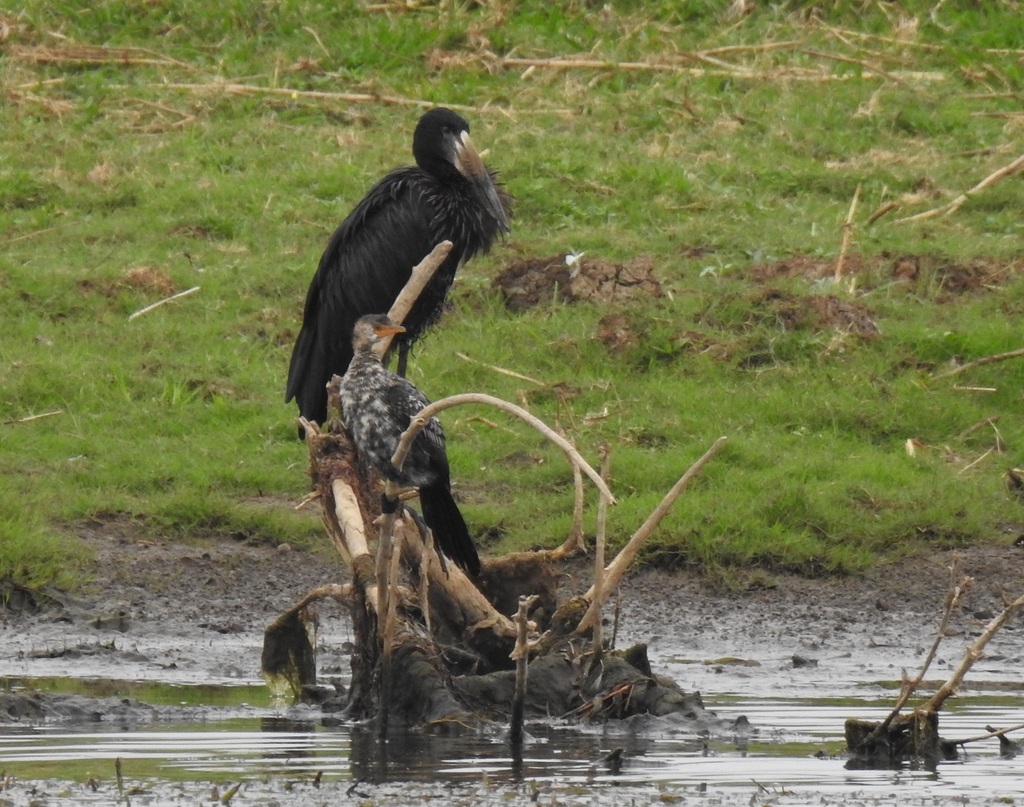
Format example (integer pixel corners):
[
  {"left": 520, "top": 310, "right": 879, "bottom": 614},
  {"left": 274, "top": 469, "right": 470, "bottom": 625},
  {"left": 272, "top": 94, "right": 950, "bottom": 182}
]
[
  {"left": 351, "top": 314, "right": 406, "bottom": 353},
  {"left": 413, "top": 107, "right": 511, "bottom": 235}
]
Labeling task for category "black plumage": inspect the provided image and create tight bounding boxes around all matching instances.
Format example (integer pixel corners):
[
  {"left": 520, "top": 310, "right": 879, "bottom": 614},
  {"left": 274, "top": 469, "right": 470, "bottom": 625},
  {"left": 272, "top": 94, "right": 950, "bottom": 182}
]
[
  {"left": 339, "top": 314, "right": 481, "bottom": 576},
  {"left": 286, "top": 108, "right": 511, "bottom": 428}
]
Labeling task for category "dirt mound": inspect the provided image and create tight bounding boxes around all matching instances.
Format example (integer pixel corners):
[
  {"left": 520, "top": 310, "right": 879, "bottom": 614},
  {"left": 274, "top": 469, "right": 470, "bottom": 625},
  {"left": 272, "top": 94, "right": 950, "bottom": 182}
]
[
  {"left": 749, "top": 253, "right": 1022, "bottom": 297},
  {"left": 495, "top": 254, "right": 662, "bottom": 311},
  {"left": 753, "top": 289, "right": 880, "bottom": 336}
]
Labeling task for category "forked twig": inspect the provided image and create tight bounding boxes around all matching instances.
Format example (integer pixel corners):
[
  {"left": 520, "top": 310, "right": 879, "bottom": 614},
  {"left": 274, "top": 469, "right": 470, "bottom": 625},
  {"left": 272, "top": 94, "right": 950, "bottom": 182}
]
[{"left": 510, "top": 593, "right": 539, "bottom": 753}]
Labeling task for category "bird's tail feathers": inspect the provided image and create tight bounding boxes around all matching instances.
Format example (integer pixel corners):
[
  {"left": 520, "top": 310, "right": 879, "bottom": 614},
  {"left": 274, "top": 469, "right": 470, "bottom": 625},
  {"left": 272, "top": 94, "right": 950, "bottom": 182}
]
[{"left": 419, "top": 484, "right": 481, "bottom": 577}]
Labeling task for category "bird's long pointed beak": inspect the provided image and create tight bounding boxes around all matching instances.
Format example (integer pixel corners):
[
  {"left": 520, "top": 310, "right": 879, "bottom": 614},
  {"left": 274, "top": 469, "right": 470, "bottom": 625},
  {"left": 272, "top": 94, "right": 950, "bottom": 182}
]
[
  {"left": 454, "top": 131, "right": 511, "bottom": 234},
  {"left": 374, "top": 323, "right": 406, "bottom": 338}
]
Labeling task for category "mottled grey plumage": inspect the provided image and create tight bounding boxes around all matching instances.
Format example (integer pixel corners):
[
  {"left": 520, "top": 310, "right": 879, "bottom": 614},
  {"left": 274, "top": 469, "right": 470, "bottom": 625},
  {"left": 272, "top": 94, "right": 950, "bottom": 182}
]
[{"left": 339, "top": 314, "right": 480, "bottom": 576}]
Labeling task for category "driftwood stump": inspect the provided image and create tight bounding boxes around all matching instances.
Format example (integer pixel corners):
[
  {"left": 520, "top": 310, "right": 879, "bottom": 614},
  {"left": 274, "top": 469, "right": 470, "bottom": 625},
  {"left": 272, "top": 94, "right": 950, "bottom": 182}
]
[{"left": 263, "top": 400, "right": 727, "bottom": 733}]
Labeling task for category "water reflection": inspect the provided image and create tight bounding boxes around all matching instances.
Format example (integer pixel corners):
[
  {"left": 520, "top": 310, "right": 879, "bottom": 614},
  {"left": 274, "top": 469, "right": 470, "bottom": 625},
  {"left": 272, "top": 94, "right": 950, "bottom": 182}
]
[{"left": 0, "top": 685, "right": 1020, "bottom": 802}]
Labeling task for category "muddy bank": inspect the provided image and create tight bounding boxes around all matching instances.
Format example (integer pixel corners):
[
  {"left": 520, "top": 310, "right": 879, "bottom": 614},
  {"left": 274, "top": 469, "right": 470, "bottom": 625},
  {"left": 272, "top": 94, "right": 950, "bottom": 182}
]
[{"left": 2, "top": 531, "right": 1023, "bottom": 719}]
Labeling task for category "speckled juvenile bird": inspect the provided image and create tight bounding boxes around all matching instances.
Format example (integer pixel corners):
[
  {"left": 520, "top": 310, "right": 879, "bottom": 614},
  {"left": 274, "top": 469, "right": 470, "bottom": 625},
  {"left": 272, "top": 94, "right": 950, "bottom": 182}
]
[{"left": 339, "top": 314, "right": 480, "bottom": 576}]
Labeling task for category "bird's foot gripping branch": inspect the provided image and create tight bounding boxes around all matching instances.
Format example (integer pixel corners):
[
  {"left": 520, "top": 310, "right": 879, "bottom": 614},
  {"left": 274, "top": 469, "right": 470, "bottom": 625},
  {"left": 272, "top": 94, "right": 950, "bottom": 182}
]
[{"left": 262, "top": 389, "right": 728, "bottom": 734}]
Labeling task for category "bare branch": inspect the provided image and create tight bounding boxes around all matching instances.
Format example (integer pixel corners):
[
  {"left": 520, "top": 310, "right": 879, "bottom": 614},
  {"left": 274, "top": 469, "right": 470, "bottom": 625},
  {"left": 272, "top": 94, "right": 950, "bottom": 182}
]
[
  {"left": 870, "top": 565, "right": 971, "bottom": 739},
  {"left": 366, "top": 241, "right": 454, "bottom": 360},
  {"left": 590, "top": 445, "right": 612, "bottom": 658},
  {"left": 576, "top": 436, "right": 728, "bottom": 633},
  {"left": 923, "top": 589, "right": 1024, "bottom": 714},
  {"left": 391, "top": 392, "right": 616, "bottom": 504}
]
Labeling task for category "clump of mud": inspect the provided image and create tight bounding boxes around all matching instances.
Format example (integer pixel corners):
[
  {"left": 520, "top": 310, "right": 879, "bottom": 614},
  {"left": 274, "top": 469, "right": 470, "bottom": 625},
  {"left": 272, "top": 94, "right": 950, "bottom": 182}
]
[
  {"left": 494, "top": 254, "right": 662, "bottom": 311},
  {"left": 749, "top": 252, "right": 1022, "bottom": 299},
  {"left": 752, "top": 289, "right": 880, "bottom": 336}
]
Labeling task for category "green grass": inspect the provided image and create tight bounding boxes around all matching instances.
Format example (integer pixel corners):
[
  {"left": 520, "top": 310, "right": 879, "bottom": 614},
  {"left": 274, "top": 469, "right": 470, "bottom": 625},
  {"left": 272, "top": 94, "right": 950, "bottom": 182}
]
[{"left": 2, "top": 0, "right": 1023, "bottom": 587}]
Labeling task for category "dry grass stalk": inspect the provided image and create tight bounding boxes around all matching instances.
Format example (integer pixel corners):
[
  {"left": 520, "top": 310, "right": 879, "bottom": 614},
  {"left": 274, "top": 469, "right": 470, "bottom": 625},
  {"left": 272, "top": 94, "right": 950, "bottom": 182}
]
[
  {"left": 801, "top": 48, "right": 911, "bottom": 87},
  {"left": 127, "top": 286, "right": 200, "bottom": 321},
  {"left": 9, "top": 43, "right": 187, "bottom": 67},
  {"left": 3, "top": 409, "right": 63, "bottom": 426},
  {"left": 897, "top": 151, "right": 1024, "bottom": 223},
  {"left": 142, "top": 81, "right": 468, "bottom": 111},
  {"left": 455, "top": 352, "right": 546, "bottom": 387},
  {"left": 702, "top": 40, "right": 805, "bottom": 57},
  {"left": 866, "top": 201, "right": 899, "bottom": 225},
  {"left": 932, "top": 346, "right": 1024, "bottom": 380},
  {"left": 498, "top": 55, "right": 755, "bottom": 79},
  {"left": 955, "top": 414, "right": 1000, "bottom": 442},
  {"left": 4, "top": 90, "right": 75, "bottom": 117},
  {"left": 2, "top": 227, "right": 57, "bottom": 246},
  {"left": 834, "top": 182, "right": 861, "bottom": 282}
]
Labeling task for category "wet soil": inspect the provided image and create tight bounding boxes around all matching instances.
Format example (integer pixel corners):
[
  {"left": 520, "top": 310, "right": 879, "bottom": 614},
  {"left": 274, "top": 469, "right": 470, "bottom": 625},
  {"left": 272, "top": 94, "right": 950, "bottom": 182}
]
[
  {"left": 3, "top": 531, "right": 1024, "bottom": 804},
  {"left": 4, "top": 530, "right": 1023, "bottom": 709}
]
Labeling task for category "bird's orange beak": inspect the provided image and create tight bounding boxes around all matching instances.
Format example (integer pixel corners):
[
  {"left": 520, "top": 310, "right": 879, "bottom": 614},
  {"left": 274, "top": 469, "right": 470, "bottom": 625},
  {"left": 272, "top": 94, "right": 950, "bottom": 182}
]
[{"left": 374, "top": 323, "right": 406, "bottom": 338}]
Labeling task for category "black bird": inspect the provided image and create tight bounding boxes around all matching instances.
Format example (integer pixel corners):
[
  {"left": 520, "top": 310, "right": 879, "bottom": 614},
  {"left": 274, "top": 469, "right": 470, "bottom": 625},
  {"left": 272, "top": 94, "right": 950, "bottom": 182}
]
[
  {"left": 286, "top": 108, "right": 511, "bottom": 428},
  {"left": 339, "top": 314, "right": 481, "bottom": 576}
]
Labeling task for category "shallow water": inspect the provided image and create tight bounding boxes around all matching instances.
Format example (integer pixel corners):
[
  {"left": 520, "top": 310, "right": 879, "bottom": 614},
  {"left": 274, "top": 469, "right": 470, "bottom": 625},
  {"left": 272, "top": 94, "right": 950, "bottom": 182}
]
[
  {"left": 1, "top": 676, "right": 1022, "bottom": 805},
  {"left": 4, "top": 579, "right": 1024, "bottom": 807}
]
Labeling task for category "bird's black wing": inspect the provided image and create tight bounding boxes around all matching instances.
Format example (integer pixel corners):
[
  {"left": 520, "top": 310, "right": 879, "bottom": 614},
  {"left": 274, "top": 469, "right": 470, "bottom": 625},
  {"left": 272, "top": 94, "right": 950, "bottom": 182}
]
[
  {"left": 383, "top": 376, "right": 479, "bottom": 575},
  {"left": 285, "top": 168, "right": 439, "bottom": 426},
  {"left": 382, "top": 378, "right": 449, "bottom": 487}
]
